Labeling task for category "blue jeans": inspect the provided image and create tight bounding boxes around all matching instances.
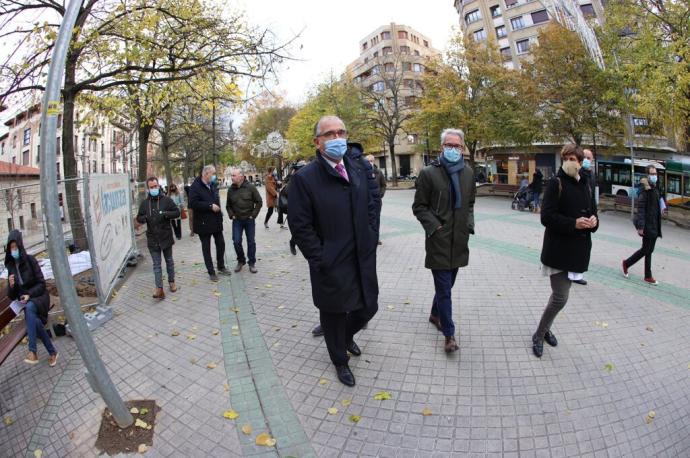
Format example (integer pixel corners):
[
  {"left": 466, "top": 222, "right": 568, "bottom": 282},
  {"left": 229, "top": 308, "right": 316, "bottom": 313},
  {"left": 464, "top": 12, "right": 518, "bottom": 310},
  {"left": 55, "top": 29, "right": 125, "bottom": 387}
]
[
  {"left": 533, "top": 192, "right": 541, "bottom": 208},
  {"left": 25, "top": 301, "right": 56, "bottom": 355},
  {"left": 149, "top": 246, "right": 175, "bottom": 288},
  {"left": 232, "top": 218, "right": 256, "bottom": 265},
  {"left": 431, "top": 268, "right": 459, "bottom": 337}
]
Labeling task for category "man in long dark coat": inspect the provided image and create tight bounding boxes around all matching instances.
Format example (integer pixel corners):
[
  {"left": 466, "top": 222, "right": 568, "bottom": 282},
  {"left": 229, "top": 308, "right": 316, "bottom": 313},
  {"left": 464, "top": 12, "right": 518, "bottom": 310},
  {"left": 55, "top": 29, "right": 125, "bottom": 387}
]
[{"left": 289, "top": 115, "right": 379, "bottom": 387}]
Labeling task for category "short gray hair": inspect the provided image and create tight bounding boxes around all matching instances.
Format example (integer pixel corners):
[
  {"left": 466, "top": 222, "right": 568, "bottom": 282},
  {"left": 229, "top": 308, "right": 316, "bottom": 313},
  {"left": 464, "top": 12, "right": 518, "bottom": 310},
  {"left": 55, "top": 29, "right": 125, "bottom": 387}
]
[
  {"left": 229, "top": 166, "right": 243, "bottom": 176},
  {"left": 313, "top": 115, "right": 345, "bottom": 137},
  {"left": 202, "top": 165, "right": 215, "bottom": 175},
  {"left": 440, "top": 128, "right": 465, "bottom": 144}
]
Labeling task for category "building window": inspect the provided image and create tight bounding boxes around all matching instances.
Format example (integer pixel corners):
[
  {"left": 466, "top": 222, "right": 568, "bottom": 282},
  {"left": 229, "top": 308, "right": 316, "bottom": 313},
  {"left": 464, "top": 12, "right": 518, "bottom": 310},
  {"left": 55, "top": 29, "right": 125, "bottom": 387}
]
[
  {"left": 510, "top": 16, "right": 525, "bottom": 30},
  {"left": 92, "top": 160, "right": 97, "bottom": 173},
  {"left": 398, "top": 30, "right": 408, "bottom": 39},
  {"left": 17, "top": 189, "right": 23, "bottom": 209},
  {"left": 414, "top": 50, "right": 420, "bottom": 56},
  {"left": 500, "top": 47, "right": 512, "bottom": 61},
  {"left": 36, "top": 145, "right": 40, "bottom": 163},
  {"left": 423, "top": 40, "right": 429, "bottom": 47},
  {"left": 404, "top": 96, "right": 417, "bottom": 106},
  {"left": 371, "top": 81, "right": 385, "bottom": 92},
  {"left": 101, "top": 163, "right": 105, "bottom": 173},
  {"left": 400, "top": 45, "right": 410, "bottom": 54},
  {"left": 516, "top": 39, "right": 530, "bottom": 54},
  {"left": 496, "top": 25, "right": 507, "bottom": 38},
  {"left": 22, "top": 150, "right": 29, "bottom": 165},
  {"left": 403, "top": 79, "right": 414, "bottom": 89},
  {"left": 101, "top": 142, "right": 105, "bottom": 158},
  {"left": 56, "top": 137, "right": 61, "bottom": 155},
  {"left": 57, "top": 114, "right": 62, "bottom": 128},
  {"left": 31, "top": 202, "right": 36, "bottom": 219},
  {"left": 19, "top": 215, "right": 24, "bottom": 230},
  {"left": 372, "top": 65, "right": 380, "bottom": 75},
  {"left": 23, "top": 128, "right": 31, "bottom": 146},
  {"left": 12, "top": 134, "right": 16, "bottom": 149},
  {"left": 384, "top": 62, "right": 395, "bottom": 72},
  {"left": 381, "top": 31, "right": 391, "bottom": 40},
  {"left": 473, "top": 29, "right": 487, "bottom": 42},
  {"left": 465, "top": 9, "right": 481, "bottom": 24},
  {"left": 402, "top": 62, "right": 412, "bottom": 71},
  {"left": 57, "top": 162, "right": 61, "bottom": 180},
  {"left": 580, "top": 4, "right": 595, "bottom": 17},
  {"left": 505, "top": 0, "right": 518, "bottom": 7},
  {"left": 531, "top": 9, "right": 549, "bottom": 24},
  {"left": 490, "top": 5, "right": 502, "bottom": 17},
  {"left": 382, "top": 46, "right": 393, "bottom": 55},
  {"left": 413, "top": 63, "right": 423, "bottom": 72},
  {"left": 373, "top": 51, "right": 378, "bottom": 57},
  {"left": 1, "top": 142, "right": 4, "bottom": 155}
]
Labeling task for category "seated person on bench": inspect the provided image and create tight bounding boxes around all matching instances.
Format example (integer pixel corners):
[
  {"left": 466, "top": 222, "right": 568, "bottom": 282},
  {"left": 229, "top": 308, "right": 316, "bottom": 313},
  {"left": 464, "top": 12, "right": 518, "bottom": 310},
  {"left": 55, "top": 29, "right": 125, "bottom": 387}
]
[{"left": 5, "top": 230, "right": 58, "bottom": 366}]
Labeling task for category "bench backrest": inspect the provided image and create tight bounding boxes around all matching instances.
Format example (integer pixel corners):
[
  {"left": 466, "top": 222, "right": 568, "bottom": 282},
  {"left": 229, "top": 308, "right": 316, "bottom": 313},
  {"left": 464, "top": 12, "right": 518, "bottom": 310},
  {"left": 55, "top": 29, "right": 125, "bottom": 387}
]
[{"left": 0, "top": 295, "right": 13, "bottom": 330}]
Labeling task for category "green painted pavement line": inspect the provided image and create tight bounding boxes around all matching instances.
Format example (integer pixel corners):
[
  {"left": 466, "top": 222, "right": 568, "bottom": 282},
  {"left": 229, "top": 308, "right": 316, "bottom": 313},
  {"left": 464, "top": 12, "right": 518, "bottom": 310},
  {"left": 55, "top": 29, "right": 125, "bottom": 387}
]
[
  {"left": 381, "top": 214, "right": 690, "bottom": 310},
  {"left": 217, "top": 274, "right": 316, "bottom": 458}
]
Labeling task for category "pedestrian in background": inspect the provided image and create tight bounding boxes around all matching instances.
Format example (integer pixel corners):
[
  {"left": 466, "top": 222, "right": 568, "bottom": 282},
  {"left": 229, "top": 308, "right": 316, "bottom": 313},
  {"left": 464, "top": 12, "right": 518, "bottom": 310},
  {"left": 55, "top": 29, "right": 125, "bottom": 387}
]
[
  {"left": 281, "top": 161, "right": 307, "bottom": 255},
  {"left": 572, "top": 148, "right": 596, "bottom": 286},
  {"left": 622, "top": 165, "right": 663, "bottom": 285},
  {"left": 184, "top": 184, "right": 194, "bottom": 237},
  {"left": 5, "top": 230, "right": 58, "bottom": 366},
  {"left": 529, "top": 169, "right": 543, "bottom": 213},
  {"left": 413, "top": 128, "right": 475, "bottom": 354},
  {"left": 188, "top": 165, "right": 230, "bottom": 282},
  {"left": 226, "top": 167, "right": 262, "bottom": 273},
  {"left": 290, "top": 115, "right": 379, "bottom": 387},
  {"left": 168, "top": 183, "right": 184, "bottom": 240},
  {"left": 263, "top": 167, "right": 278, "bottom": 229},
  {"left": 532, "top": 144, "right": 598, "bottom": 358},
  {"left": 366, "top": 154, "right": 386, "bottom": 245},
  {"left": 136, "top": 176, "right": 180, "bottom": 299}
]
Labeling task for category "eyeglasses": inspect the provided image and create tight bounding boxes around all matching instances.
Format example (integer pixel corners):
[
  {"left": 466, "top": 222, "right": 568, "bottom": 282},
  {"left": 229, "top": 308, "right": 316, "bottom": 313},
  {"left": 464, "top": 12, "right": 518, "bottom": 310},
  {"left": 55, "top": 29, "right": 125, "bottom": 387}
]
[
  {"left": 317, "top": 129, "right": 348, "bottom": 140},
  {"left": 442, "top": 143, "right": 464, "bottom": 149}
]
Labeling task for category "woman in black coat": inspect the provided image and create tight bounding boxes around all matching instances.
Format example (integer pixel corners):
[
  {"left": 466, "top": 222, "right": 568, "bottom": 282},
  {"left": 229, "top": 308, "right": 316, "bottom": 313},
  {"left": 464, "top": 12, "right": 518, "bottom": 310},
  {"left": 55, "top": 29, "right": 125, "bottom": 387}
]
[
  {"left": 532, "top": 144, "right": 598, "bottom": 358},
  {"left": 4, "top": 230, "right": 58, "bottom": 366}
]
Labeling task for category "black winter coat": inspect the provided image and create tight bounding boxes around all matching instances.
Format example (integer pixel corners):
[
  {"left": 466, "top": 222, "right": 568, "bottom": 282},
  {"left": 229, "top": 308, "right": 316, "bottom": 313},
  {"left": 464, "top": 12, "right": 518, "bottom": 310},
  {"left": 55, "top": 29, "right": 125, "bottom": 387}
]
[
  {"left": 188, "top": 176, "right": 223, "bottom": 235},
  {"left": 136, "top": 194, "right": 180, "bottom": 250},
  {"left": 412, "top": 160, "right": 476, "bottom": 270},
  {"left": 540, "top": 168, "right": 599, "bottom": 272},
  {"left": 289, "top": 152, "right": 379, "bottom": 313},
  {"left": 226, "top": 180, "right": 262, "bottom": 220},
  {"left": 4, "top": 230, "right": 50, "bottom": 323},
  {"left": 634, "top": 180, "right": 662, "bottom": 239}
]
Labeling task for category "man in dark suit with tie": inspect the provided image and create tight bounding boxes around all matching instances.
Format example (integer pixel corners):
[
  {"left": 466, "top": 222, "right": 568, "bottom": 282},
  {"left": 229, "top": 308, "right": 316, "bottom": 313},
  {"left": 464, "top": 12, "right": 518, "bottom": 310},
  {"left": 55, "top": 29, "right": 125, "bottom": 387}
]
[{"left": 289, "top": 115, "right": 379, "bottom": 387}]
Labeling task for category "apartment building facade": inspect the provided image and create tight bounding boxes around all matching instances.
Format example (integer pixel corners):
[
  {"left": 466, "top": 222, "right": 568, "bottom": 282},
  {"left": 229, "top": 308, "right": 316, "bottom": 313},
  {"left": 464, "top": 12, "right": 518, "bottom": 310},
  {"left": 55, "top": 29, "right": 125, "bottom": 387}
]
[{"left": 347, "top": 23, "right": 440, "bottom": 178}]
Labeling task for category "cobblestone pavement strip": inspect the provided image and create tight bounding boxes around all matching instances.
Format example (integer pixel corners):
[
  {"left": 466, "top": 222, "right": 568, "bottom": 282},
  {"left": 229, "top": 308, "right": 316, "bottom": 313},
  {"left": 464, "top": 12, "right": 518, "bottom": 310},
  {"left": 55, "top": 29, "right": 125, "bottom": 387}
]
[{"left": 0, "top": 190, "right": 688, "bottom": 457}]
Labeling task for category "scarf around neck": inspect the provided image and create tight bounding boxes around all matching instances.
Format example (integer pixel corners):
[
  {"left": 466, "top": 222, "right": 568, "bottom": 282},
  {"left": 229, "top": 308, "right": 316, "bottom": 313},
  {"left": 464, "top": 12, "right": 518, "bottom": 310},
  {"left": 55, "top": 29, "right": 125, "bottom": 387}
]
[{"left": 440, "top": 155, "right": 465, "bottom": 209}]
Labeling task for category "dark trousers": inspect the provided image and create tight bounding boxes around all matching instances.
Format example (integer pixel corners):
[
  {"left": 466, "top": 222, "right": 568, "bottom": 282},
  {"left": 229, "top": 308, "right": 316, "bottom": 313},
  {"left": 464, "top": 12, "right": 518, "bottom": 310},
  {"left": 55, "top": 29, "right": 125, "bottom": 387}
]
[
  {"left": 431, "top": 268, "right": 459, "bottom": 337},
  {"left": 277, "top": 207, "right": 285, "bottom": 225},
  {"left": 534, "top": 271, "right": 571, "bottom": 341},
  {"left": 199, "top": 231, "right": 225, "bottom": 275},
  {"left": 320, "top": 303, "right": 378, "bottom": 366},
  {"left": 149, "top": 245, "right": 175, "bottom": 288},
  {"left": 171, "top": 219, "right": 182, "bottom": 239},
  {"left": 264, "top": 207, "right": 275, "bottom": 225},
  {"left": 625, "top": 236, "right": 657, "bottom": 278},
  {"left": 232, "top": 219, "right": 256, "bottom": 265}
]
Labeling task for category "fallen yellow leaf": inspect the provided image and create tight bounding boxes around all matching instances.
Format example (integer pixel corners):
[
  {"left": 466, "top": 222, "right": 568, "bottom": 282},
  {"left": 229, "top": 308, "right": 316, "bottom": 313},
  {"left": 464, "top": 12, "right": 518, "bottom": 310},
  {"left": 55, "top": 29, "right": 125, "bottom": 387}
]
[
  {"left": 645, "top": 410, "right": 656, "bottom": 424},
  {"left": 223, "top": 409, "right": 239, "bottom": 420},
  {"left": 212, "top": 329, "right": 219, "bottom": 335},
  {"left": 137, "top": 444, "right": 148, "bottom": 454},
  {"left": 134, "top": 418, "right": 149, "bottom": 429},
  {"left": 327, "top": 407, "right": 338, "bottom": 415},
  {"left": 3, "top": 416, "right": 13, "bottom": 426},
  {"left": 373, "top": 391, "right": 392, "bottom": 401},
  {"left": 404, "top": 300, "right": 411, "bottom": 304},
  {"left": 255, "top": 432, "right": 276, "bottom": 447},
  {"left": 604, "top": 363, "right": 614, "bottom": 373},
  {"left": 387, "top": 305, "right": 394, "bottom": 310},
  {"left": 186, "top": 334, "right": 196, "bottom": 340},
  {"left": 231, "top": 330, "right": 239, "bottom": 336},
  {"left": 231, "top": 325, "right": 239, "bottom": 331},
  {"left": 33, "top": 450, "right": 42, "bottom": 458},
  {"left": 231, "top": 307, "right": 240, "bottom": 313},
  {"left": 318, "top": 378, "right": 328, "bottom": 385},
  {"left": 241, "top": 423, "right": 252, "bottom": 435},
  {"left": 349, "top": 414, "right": 361, "bottom": 423},
  {"left": 422, "top": 407, "right": 433, "bottom": 416},
  {"left": 265, "top": 284, "right": 272, "bottom": 288},
  {"left": 277, "top": 305, "right": 284, "bottom": 309},
  {"left": 207, "top": 362, "right": 217, "bottom": 369},
  {"left": 130, "top": 407, "right": 139, "bottom": 414},
  {"left": 213, "top": 292, "right": 221, "bottom": 297},
  {"left": 223, "top": 383, "right": 230, "bottom": 392},
  {"left": 341, "top": 399, "right": 352, "bottom": 407}
]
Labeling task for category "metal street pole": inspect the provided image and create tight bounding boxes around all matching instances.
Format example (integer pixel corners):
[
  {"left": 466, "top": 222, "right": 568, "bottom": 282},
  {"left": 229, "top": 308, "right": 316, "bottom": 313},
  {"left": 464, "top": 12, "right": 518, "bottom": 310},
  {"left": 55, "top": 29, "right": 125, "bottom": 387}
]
[
  {"left": 628, "top": 114, "right": 635, "bottom": 218},
  {"left": 38, "top": 0, "right": 133, "bottom": 428}
]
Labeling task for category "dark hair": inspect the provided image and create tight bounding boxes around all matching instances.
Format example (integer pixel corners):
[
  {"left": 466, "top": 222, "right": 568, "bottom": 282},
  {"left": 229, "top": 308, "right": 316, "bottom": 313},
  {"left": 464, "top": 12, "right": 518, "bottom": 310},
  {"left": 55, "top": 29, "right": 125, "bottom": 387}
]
[
  {"left": 646, "top": 165, "right": 657, "bottom": 174},
  {"left": 146, "top": 176, "right": 159, "bottom": 185},
  {"left": 560, "top": 144, "right": 584, "bottom": 162}
]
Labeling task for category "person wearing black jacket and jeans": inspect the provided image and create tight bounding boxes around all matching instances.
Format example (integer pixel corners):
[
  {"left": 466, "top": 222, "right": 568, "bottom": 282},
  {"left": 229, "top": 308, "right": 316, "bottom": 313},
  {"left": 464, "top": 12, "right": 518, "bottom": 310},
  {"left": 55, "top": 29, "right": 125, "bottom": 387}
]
[
  {"left": 5, "top": 230, "right": 58, "bottom": 366},
  {"left": 533, "top": 144, "right": 598, "bottom": 358},
  {"left": 136, "top": 176, "right": 181, "bottom": 299},
  {"left": 622, "top": 166, "right": 663, "bottom": 285},
  {"left": 188, "top": 165, "right": 229, "bottom": 281},
  {"left": 226, "top": 168, "right": 262, "bottom": 273}
]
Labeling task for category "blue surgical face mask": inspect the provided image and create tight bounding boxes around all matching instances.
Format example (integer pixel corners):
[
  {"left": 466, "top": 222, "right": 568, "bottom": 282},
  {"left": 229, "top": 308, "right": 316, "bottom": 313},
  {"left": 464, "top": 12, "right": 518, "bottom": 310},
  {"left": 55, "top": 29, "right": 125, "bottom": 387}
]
[
  {"left": 211, "top": 175, "right": 217, "bottom": 183},
  {"left": 648, "top": 175, "right": 657, "bottom": 185},
  {"left": 10, "top": 249, "right": 20, "bottom": 259},
  {"left": 443, "top": 147, "right": 461, "bottom": 163},
  {"left": 149, "top": 188, "right": 160, "bottom": 197},
  {"left": 324, "top": 138, "right": 347, "bottom": 160},
  {"left": 582, "top": 158, "right": 592, "bottom": 170}
]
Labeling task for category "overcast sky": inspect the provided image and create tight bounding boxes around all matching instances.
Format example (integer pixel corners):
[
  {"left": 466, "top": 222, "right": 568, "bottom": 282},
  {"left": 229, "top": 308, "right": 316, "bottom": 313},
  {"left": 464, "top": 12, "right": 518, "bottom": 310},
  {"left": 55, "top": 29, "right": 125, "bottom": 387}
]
[{"left": 236, "top": 0, "right": 460, "bottom": 105}]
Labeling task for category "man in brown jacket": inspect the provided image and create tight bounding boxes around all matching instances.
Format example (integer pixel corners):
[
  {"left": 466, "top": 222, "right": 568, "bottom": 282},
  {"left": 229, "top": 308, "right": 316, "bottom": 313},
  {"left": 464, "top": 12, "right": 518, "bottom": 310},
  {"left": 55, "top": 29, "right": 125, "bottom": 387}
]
[{"left": 263, "top": 167, "right": 278, "bottom": 229}]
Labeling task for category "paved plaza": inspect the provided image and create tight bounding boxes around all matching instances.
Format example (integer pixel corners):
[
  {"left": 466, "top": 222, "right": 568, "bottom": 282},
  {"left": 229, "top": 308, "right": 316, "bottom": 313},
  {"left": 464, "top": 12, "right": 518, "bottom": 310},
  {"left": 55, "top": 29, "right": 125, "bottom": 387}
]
[{"left": 1, "top": 189, "right": 689, "bottom": 457}]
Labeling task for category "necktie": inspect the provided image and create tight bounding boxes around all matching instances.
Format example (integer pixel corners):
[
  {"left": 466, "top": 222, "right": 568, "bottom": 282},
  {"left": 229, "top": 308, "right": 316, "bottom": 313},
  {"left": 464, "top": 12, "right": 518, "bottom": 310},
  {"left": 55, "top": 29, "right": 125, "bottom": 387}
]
[{"left": 335, "top": 163, "right": 349, "bottom": 182}]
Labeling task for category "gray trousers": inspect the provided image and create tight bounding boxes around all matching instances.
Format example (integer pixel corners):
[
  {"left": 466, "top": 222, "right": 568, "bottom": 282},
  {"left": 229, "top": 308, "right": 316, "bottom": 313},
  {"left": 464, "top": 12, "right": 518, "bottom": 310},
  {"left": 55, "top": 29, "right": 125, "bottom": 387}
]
[
  {"left": 149, "top": 245, "right": 175, "bottom": 288},
  {"left": 535, "top": 271, "right": 571, "bottom": 341}
]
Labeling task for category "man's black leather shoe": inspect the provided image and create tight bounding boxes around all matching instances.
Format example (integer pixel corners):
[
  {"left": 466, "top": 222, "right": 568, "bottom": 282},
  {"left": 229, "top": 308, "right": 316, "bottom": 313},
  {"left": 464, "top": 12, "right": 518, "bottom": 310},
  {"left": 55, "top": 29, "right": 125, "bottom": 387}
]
[
  {"left": 532, "top": 335, "right": 543, "bottom": 358},
  {"left": 544, "top": 330, "right": 558, "bottom": 347},
  {"left": 336, "top": 364, "right": 355, "bottom": 387},
  {"left": 573, "top": 279, "right": 587, "bottom": 285},
  {"left": 312, "top": 325, "right": 324, "bottom": 337},
  {"left": 347, "top": 341, "right": 361, "bottom": 356}
]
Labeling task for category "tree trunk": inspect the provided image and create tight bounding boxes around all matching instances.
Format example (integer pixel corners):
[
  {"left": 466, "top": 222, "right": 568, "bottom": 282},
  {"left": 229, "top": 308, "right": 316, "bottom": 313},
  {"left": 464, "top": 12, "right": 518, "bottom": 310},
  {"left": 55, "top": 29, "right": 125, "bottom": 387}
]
[
  {"left": 137, "top": 122, "right": 153, "bottom": 183},
  {"left": 388, "top": 140, "right": 398, "bottom": 187},
  {"left": 62, "top": 71, "right": 89, "bottom": 251}
]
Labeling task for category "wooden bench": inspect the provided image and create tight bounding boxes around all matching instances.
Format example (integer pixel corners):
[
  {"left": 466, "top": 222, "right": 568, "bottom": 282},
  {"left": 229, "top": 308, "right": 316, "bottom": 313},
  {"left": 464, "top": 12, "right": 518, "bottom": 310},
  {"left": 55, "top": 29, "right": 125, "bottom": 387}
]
[
  {"left": 0, "top": 296, "right": 55, "bottom": 366},
  {"left": 489, "top": 184, "right": 521, "bottom": 196}
]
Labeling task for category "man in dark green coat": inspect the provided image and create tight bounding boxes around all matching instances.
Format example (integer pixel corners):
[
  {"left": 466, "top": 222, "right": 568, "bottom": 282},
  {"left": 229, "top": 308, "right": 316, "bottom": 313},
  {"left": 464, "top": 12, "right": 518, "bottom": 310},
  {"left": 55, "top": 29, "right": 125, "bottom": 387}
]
[
  {"left": 226, "top": 167, "right": 263, "bottom": 273},
  {"left": 412, "top": 128, "right": 475, "bottom": 353}
]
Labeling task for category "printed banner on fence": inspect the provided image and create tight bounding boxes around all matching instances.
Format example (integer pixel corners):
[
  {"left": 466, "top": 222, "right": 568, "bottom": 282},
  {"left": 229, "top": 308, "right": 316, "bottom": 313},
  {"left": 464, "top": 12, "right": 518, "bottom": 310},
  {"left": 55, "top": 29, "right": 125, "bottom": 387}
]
[{"left": 86, "top": 174, "right": 133, "bottom": 296}]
